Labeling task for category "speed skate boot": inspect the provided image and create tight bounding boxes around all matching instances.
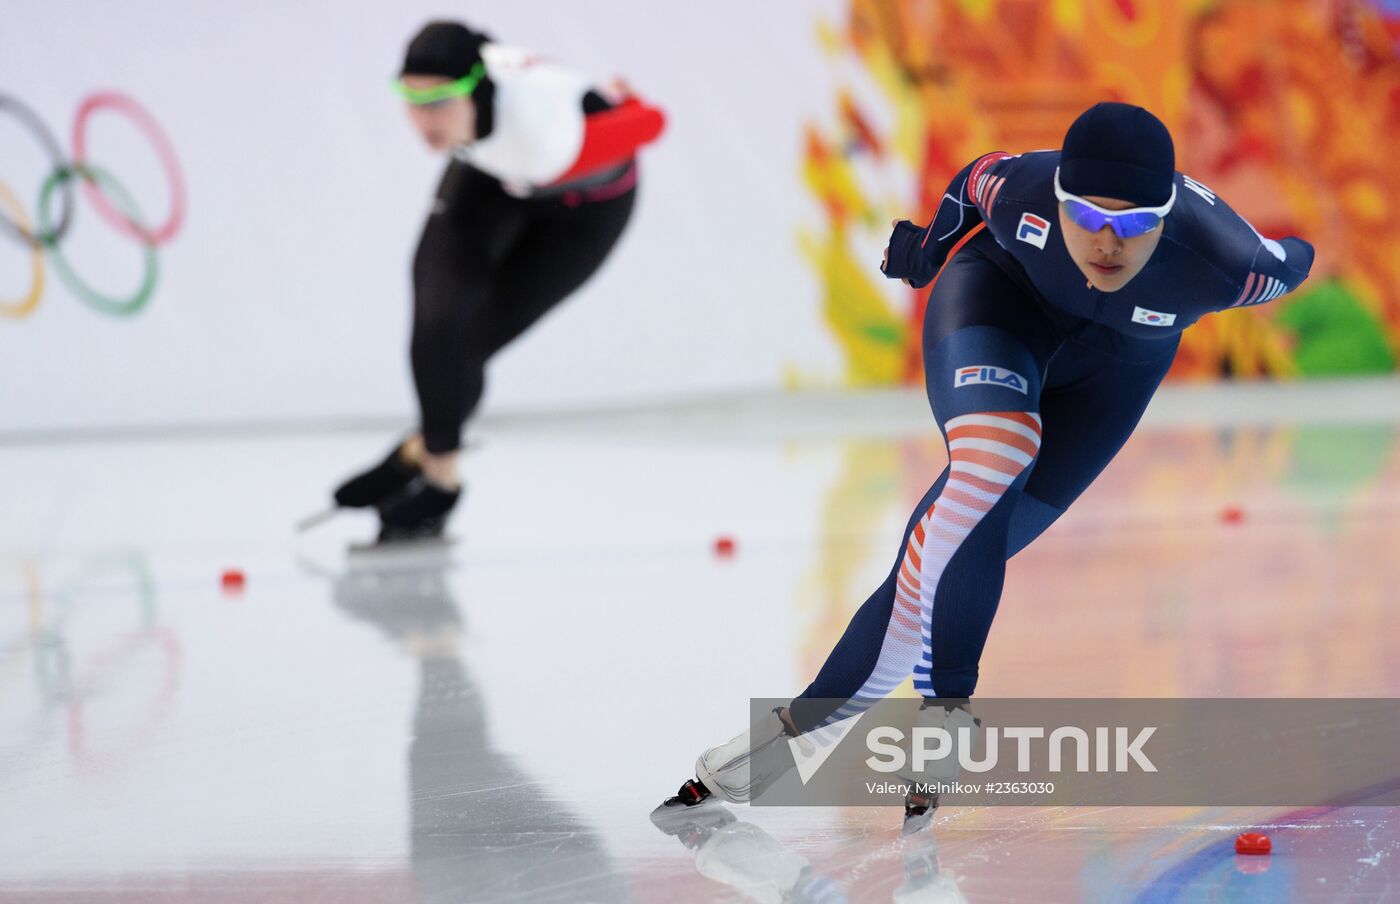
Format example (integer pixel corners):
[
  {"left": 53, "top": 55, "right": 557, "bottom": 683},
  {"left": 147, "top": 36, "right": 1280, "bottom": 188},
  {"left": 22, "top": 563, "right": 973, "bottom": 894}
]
[
  {"left": 375, "top": 477, "right": 461, "bottom": 544},
  {"left": 902, "top": 699, "right": 979, "bottom": 835},
  {"left": 334, "top": 441, "right": 422, "bottom": 509},
  {"left": 654, "top": 708, "right": 803, "bottom": 815}
]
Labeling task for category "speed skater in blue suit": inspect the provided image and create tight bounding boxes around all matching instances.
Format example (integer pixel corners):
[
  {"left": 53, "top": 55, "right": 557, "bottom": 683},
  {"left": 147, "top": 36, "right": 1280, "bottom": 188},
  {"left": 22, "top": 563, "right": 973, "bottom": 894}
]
[{"left": 655, "top": 102, "right": 1315, "bottom": 821}]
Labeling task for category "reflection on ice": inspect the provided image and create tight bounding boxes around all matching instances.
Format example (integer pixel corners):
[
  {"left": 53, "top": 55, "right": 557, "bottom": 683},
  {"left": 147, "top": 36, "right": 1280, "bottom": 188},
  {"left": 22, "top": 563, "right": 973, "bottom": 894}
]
[{"left": 330, "top": 554, "right": 634, "bottom": 903}]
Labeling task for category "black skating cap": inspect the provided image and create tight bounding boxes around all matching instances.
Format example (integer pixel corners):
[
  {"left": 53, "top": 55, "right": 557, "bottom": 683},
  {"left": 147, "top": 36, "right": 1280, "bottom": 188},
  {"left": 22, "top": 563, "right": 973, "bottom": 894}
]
[
  {"left": 1059, "top": 102, "right": 1175, "bottom": 208},
  {"left": 401, "top": 21, "right": 491, "bottom": 80}
]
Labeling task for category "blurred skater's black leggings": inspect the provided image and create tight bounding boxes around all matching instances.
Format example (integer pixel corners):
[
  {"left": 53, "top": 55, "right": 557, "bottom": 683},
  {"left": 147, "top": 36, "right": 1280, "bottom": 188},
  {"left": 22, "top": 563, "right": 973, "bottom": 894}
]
[{"left": 412, "top": 159, "right": 636, "bottom": 453}]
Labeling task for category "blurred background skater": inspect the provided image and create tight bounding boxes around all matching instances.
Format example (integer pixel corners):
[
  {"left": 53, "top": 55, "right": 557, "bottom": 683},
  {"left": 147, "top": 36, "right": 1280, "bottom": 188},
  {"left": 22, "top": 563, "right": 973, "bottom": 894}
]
[
  {"left": 657, "top": 102, "right": 1315, "bottom": 824},
  {"left": 327, "top": 20, "right": 665, "bottom": 545}
]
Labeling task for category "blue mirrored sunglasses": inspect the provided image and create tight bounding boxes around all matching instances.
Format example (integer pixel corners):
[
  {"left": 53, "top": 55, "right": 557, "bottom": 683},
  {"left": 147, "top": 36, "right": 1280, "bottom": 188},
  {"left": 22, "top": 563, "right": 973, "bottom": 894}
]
[{"left": 1052, "top": 167, "right": 1176, "bottom": 239}]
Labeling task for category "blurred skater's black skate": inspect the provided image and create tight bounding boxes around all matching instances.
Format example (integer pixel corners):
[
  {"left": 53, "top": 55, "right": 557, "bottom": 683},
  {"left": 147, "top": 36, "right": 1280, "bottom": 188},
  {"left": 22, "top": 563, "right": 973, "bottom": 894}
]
[
  {"left": 297, "top": 442, "right": 425, "bottom": 533},
  {"left": 334, "top": 441, "right": 422, "bottom": 509},
  {"left": 356, "top": 477, "right": 462, "bottom": 552}
]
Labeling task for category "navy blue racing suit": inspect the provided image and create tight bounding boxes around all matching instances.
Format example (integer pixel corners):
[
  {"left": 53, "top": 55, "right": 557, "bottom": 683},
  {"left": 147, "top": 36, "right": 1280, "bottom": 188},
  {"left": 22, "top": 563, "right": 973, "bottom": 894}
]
[{"left": 788, "top": 150, "right": 1314, "bottom": 731}]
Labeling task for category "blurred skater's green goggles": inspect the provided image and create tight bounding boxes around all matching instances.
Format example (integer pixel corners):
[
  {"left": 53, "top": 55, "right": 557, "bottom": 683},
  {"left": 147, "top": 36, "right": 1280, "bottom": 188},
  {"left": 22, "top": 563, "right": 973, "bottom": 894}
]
[{"left": 392, "top": 62, "right": 486, "bottom": 106}]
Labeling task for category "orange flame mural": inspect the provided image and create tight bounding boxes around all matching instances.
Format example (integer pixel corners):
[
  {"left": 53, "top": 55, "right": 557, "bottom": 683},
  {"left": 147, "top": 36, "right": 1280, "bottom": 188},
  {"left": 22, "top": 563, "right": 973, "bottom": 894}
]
[{"left": 800, "top": 0, "right": 1400, "bottom": 383}]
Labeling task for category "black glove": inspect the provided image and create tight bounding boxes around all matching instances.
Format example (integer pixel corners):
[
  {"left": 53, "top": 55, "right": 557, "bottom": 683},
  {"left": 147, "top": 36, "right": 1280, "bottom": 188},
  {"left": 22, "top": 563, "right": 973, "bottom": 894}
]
[{"left": 881, "top": 220, "right": 937, "bottom": 288}]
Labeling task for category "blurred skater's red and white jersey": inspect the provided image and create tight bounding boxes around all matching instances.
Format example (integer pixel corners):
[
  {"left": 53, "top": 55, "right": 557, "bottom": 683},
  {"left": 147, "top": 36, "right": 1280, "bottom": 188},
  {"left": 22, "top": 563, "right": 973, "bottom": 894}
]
[{"left": 453, "top": 44, "right": 664, "bottom": 196}]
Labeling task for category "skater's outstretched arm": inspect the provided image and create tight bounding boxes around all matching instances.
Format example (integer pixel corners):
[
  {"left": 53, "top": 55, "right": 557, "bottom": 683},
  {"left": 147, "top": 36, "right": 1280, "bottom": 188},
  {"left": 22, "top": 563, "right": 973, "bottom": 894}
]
[
  {"left": 881, "top": 152, "right": 1014, "bottom": 288},
  {"left": 1205, "top": 197, "right": 1315, "bottom": 310}
]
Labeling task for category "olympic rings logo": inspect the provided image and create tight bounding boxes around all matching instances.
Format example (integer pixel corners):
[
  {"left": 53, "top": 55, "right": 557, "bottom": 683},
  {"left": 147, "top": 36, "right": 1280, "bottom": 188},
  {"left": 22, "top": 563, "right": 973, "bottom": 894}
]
[{"left": 0, "top": 91, "right": 186, "bottom": 319}]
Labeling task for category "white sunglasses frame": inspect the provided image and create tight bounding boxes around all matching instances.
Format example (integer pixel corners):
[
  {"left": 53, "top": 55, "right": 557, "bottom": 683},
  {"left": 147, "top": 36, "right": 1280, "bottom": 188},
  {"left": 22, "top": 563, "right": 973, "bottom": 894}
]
[{"left": 1052, "top": 166, "right": 1177, "bottom": 221}]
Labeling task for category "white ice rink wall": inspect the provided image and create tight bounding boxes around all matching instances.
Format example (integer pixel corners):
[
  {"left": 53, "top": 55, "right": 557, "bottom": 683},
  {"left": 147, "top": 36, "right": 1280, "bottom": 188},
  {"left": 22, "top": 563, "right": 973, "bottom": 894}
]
[{"left": 0, "top": 0, "right": 850, "bottom": 433}]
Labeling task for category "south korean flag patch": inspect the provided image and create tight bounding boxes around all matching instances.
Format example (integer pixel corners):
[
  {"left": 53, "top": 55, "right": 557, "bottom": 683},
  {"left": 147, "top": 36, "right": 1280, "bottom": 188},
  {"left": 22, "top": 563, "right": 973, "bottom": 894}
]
[{"left": 1131, "top": 307, "right": 1177, "bottom": 327}]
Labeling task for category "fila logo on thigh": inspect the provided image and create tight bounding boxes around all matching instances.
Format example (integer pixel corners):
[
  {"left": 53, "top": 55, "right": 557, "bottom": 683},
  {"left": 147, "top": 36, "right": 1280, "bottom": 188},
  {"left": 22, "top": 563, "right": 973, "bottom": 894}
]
[
  {"left": 1016, "top": 212, "right": 1050, "bottom": 249},
  {"left": 955, "top": 365, "right": 1029, "bottom": 394}
]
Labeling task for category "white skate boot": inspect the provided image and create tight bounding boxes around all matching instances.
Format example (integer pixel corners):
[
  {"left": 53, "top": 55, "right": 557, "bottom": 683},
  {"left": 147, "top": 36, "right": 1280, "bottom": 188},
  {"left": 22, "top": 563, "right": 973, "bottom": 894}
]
[
  {"left": 654, "top": 708, "right": 803, "bottom": 815},
  {"left": 903, "top": 699, "right": 980, "bottom": 833},
  {"left": 694, "top": 707, "right": 806, "bottom": 803}
]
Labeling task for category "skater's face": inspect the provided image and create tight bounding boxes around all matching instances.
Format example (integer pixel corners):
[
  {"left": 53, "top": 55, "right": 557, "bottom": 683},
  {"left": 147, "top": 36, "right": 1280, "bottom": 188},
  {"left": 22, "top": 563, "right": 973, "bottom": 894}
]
[
  {"left": 400, "top": 75, "right": 475, "bottom": 152},
  {"left": 1058, "top": 194, "right": 1164, "bottom": 292}
]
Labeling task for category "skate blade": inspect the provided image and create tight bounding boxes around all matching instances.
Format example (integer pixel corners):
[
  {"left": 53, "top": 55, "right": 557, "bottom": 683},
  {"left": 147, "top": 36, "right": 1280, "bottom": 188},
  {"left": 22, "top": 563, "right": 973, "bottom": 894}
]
[
  {"left": 347, "top": 536, "right": 457, "bottom": 566},
  {"left": 295, "top": 507, "right": 341, "bottom": 533}
]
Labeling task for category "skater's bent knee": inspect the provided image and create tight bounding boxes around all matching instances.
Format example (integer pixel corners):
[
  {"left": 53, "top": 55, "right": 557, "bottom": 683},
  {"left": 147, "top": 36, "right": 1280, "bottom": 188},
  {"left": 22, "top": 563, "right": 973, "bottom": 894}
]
[{"left": 945, "top": 411, "right": 1042, "bottom": 484}]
